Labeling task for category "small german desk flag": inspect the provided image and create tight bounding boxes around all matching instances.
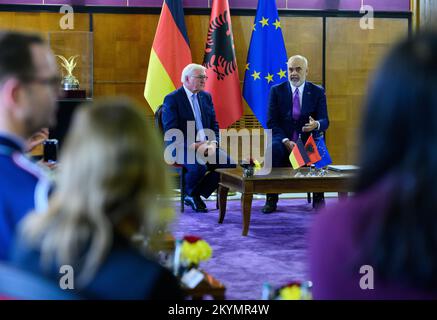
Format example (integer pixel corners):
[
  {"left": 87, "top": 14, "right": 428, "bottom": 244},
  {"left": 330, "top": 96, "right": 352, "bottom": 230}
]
[{"left": 289, "top": 137, "right": 310, "bottom": 169}]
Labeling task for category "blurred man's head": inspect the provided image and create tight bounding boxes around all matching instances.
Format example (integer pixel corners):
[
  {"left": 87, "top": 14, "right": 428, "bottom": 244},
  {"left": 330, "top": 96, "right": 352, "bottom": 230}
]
[
  {"left": 181, "top": 63, "right": 207, "bottom": 94},
  {"left": 0, "top": 31, "right": 60, "bottom": 139},
  {"left": 288, "top": 55, "right": 308, "bottom": 87}
]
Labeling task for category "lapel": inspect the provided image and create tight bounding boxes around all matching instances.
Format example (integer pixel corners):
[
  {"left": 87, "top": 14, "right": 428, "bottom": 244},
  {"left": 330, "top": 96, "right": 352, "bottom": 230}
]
[
  {"left": 285, "top": 82, "right": 293, "bottom": 114},
  {"left": 197, "top": 92, "right": 208, "bottom": 127},
  {"left": 179, "top": 87, "right": 196, "bottom": 120},
  {"left": 301, "top": 82, "right": 312, "bottom": 115}
]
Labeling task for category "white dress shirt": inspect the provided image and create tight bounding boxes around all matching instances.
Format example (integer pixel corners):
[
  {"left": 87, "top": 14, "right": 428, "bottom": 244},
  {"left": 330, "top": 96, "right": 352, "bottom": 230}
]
[
  {"left": 183, "top": 85, "right": 202, "bottom": 120},
  {"left": 182, "top": 86, "right": 218, "bottom": 146},
  {"left": 290, "top": 81, "right": 305, "bottom": 108}
]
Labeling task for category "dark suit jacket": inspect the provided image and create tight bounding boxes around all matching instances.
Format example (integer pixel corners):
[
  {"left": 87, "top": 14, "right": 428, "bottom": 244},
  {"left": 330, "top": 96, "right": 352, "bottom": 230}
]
[
  {"left": 267, "top": 81, "right": 329, "bottom": 144},
  {"left": 162, "top": 86, "right": 220, "bottom": 153},
  {"left": 0, "top": 135, "right": 49, "bottom": 260}
]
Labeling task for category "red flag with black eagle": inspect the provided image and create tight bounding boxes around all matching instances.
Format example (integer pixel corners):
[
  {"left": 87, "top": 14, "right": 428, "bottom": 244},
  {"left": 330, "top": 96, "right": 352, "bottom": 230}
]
[
  {"left": 304, "top": 135, "right": 321, "bottom": 164},
  {"left": 203, "top": 0, "right": 243, "bottom": 128}
]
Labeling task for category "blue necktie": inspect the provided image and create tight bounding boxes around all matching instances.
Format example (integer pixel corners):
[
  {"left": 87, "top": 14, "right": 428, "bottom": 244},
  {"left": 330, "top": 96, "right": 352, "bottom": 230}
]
[{"left": 192, "top": 93, "right": 206, "bottom": 141}]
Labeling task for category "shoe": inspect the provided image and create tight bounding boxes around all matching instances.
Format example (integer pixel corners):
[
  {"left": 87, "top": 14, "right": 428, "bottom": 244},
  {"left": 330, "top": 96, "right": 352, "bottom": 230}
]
[
  {"left": 262, "top": 194, "right": 278, "bottom": 214},
  {"left": 184, "top": 195, "right": 208, "bottom": 213},
  {"left": 312, "top": 193, "right": 326, "bottom": 210},
  {"left": 193, "top": 195, "right": 207, "bottom": 210}
]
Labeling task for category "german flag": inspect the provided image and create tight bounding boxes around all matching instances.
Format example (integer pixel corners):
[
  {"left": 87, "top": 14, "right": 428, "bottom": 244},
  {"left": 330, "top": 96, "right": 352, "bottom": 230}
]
[
  {"left": 144, "top": 0, "right": 192, "bottom": 113},
  {"left": 289, "top": 137, "right": 310, "bottom": 169}
]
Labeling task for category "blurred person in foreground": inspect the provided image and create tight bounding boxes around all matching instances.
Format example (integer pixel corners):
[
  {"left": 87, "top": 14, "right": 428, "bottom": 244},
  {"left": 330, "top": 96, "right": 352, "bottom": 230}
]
[
  {"left": 0, "top": 31, "right": 59, "bottom": 260},
  {"left": 310, "top": 32, "right": 437, "bottom": 299},
  {"left": 10, "top": 98, "right": 183, "bottom": 300}
]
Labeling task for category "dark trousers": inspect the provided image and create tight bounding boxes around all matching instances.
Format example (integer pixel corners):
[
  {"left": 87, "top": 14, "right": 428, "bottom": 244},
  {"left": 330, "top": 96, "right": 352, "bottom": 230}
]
[
  {"left": 271, "top": 139, "right": 292, "bottom": 167},
  {"left": 184, "top": 148, "right": 235, "bottom": 198}
]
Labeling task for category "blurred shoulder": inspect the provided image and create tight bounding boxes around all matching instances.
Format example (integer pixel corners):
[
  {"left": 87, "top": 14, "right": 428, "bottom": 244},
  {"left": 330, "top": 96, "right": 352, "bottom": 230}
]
[
  {"left": 271, "top": 81, "right": 288, "bottom": 92},
  {"left": 164, "top": 87, "right": 185, "bottom": 103},
  {"left": 200, "top": 90, "right": 212, "bottom": 100},
  {"left": 306, "top": 81, "right": 325, "bottom": 94}
]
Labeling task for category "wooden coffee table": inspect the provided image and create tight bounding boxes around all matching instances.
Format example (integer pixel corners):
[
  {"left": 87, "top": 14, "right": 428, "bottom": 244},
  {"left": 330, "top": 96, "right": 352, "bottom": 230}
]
[{"left": 216, "top": 167, "right": 355, "bottom": 236}]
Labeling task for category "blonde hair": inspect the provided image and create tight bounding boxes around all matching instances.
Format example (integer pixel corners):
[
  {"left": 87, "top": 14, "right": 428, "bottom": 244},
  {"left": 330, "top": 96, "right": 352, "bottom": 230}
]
[{"left": 20, "top": 97, "right": 173, "bottom": 287}]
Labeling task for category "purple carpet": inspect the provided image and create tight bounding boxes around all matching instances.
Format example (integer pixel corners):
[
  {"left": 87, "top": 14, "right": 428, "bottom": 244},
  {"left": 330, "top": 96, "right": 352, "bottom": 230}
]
[{"left": 170, "top": 197, "right": 338, "bottom": 300}]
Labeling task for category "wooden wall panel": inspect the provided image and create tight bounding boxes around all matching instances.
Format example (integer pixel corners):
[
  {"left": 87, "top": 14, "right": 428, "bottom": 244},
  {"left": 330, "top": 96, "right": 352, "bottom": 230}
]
[
  {"left": 282, "top": 17, "right": 323, "bottom": 85},
  {"left": 326, "top": 18, "right": 408, "bottom": 164},
  {"left": 92, "top": 13, "right": 159, "bottom": 116},
  {"left": 93, "top": 83, "right": 149, "bottom": 106},
  {"left": 0, "top": 11, "right": 89, "bottom": 33}
]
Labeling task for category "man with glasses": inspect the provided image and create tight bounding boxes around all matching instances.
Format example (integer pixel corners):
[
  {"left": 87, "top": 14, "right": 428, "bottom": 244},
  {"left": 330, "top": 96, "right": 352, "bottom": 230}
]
[
  {"left": 0, "top": 31, "right": 59, "bottom": 260},
  {"left": 162, "top": 63, "right": 234, "bottom": 213}
]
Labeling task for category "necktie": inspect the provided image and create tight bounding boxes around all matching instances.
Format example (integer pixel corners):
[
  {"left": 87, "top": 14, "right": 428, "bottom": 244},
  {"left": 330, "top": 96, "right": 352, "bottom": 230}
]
[
  {"left": 192, "top": 93, "right": 206, "bottom": 141},
  {"left": 292, "top": 88, "right": 301, "bottom": 142},
  {"left": 292, "top": 88, "right": 301, "bottom": 120}
]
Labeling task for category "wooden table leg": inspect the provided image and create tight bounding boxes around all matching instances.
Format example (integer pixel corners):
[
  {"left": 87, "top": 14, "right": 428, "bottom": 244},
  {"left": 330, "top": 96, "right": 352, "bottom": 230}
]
[
  {"left": 241, "top": 192, "right": 253, "bottom": 236},
  {"left": 212, "top": 292, "right": 225, "bottom": 300},
  {"left": 218, "top": 184, "right": 229, "bottom": 223}
]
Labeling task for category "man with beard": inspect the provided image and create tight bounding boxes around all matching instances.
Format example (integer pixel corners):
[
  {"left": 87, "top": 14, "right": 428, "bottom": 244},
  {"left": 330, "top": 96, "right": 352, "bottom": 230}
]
[{"left": 263, "top": 55, "right": 329, "bottom": 213}]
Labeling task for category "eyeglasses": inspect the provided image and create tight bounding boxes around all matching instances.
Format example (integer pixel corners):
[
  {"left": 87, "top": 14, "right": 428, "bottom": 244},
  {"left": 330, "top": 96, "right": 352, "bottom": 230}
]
[
  {"left": 23, "top": 76, "right": 62, "bottom": 89},
  {"left": 190, "top": 75, "right": 208, "bottom": 80}
]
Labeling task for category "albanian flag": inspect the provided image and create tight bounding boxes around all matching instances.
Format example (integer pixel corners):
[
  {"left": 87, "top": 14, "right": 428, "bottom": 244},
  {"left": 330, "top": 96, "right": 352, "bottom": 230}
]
[
  {"left": 304, "top": 135, "right": 321, "bottom": 164},
  {"left": 203, "top": 0, "right": 243, "bottom": 128}
]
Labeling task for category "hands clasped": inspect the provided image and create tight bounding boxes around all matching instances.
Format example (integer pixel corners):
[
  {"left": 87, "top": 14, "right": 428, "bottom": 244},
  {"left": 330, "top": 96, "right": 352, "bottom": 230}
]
[{"left": 190, "top": 141, "right": 217, "bottom": 157}]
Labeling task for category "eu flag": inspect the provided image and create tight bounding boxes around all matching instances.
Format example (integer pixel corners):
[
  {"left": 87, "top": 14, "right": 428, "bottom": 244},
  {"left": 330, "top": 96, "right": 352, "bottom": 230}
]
[
  {"left": 243, "top": 0, "right": 288, "bottom": 128},
  {"left": 314, "top": 136, "right": 332, "bottom": 169}
]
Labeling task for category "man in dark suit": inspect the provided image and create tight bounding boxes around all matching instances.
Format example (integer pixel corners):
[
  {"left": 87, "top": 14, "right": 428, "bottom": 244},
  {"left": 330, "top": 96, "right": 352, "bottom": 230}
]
[
  {"left": 263, "top": 55, "right": 329, "bottom": 213},
  {"left": 0, "top": 31, "right": 59, "bottom": 259},
  {"left": 162, "top": 63, "right": 234, "bottom": 213}
]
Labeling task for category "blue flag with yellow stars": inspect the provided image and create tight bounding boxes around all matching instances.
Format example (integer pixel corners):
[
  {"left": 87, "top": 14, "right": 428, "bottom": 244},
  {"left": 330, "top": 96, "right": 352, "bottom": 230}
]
[
  {"left": 314, "top": 136, "right": 332, "bottom": 169},
  {"left": 243, "top": 0, "right": 288, "bottom": 128}
]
